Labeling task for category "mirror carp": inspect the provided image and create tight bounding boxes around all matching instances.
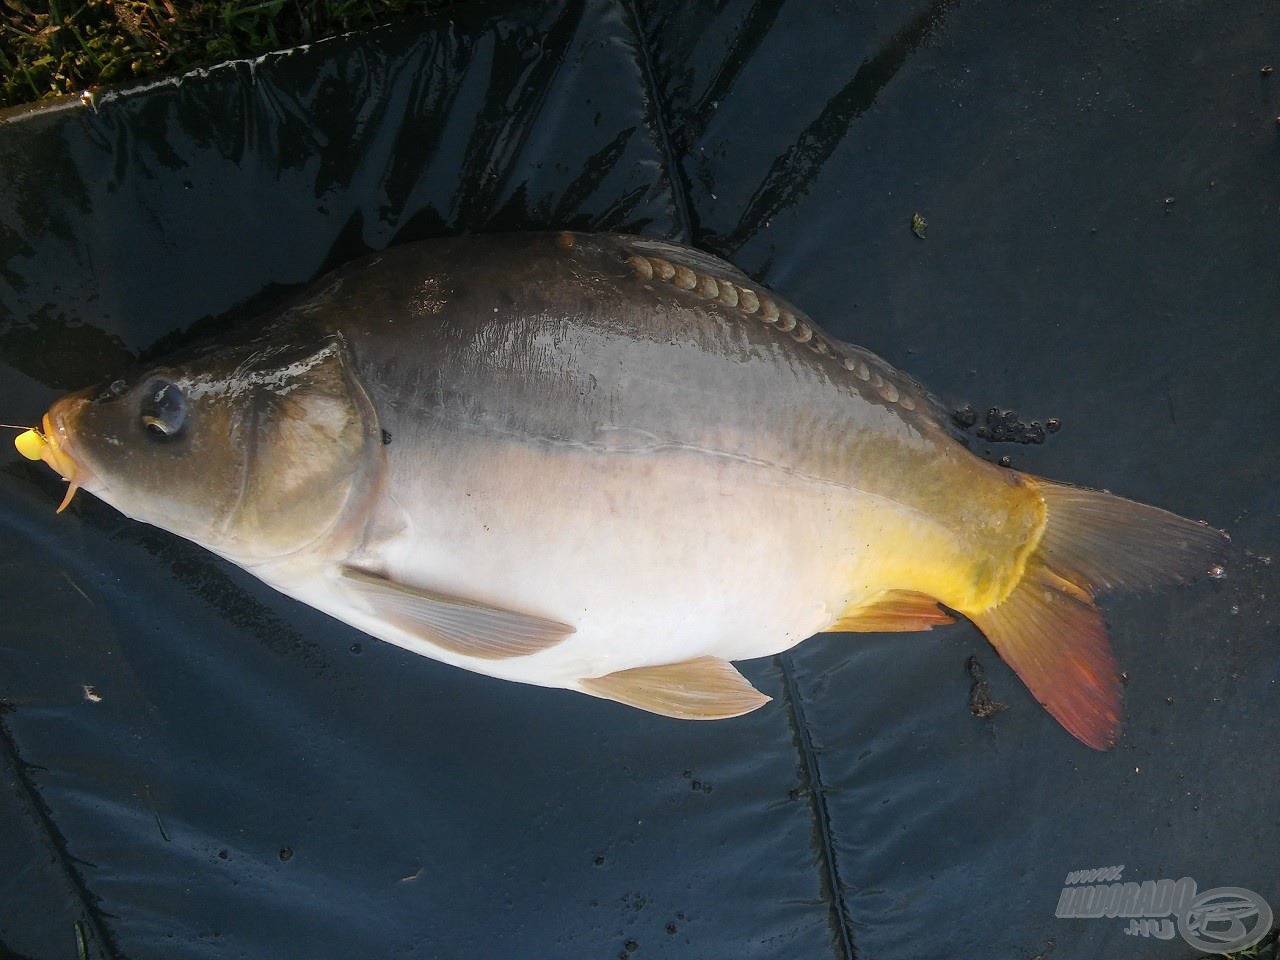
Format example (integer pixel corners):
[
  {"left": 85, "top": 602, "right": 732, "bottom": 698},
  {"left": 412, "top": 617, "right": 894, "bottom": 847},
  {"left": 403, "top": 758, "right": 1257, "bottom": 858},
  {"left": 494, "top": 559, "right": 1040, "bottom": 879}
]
[{"left": 18, "top": 232, "right": 1227, "bottom": 749}]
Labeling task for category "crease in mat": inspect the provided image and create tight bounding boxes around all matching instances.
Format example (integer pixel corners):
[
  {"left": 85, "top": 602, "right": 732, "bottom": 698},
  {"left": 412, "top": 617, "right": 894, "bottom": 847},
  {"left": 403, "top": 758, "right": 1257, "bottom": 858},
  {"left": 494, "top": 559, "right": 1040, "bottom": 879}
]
[
  {"left": 0, "top": 713, "right": 118, "bottom": 960},
  {"left": 777, "top": 653, "right": 857, "bottom": 960}
]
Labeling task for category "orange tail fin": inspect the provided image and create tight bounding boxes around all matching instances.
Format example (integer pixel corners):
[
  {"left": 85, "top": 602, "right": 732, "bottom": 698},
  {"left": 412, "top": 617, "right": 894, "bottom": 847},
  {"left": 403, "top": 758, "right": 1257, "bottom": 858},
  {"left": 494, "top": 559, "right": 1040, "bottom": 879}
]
[{"left": 969, "top": 479, "right": 1228, "bottom": 750}]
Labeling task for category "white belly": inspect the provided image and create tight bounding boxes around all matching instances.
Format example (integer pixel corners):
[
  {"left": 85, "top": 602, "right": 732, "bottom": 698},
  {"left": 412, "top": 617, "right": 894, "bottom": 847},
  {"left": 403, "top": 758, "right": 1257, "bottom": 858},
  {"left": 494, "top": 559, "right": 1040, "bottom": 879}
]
[{"left": 273, "top": 438, "right": 899, "bottom": 690}]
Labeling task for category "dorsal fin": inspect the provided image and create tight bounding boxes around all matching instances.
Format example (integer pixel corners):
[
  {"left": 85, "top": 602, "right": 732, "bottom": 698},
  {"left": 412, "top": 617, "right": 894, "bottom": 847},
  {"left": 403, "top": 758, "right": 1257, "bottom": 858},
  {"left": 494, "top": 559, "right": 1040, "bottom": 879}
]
[
  {"left": 618, "top": 237, "right": 948, "bottom": 425},
  {"left": 619, "top": 237, "right": 753, "bottom": 284},
  {"left": 825, "top": 340, "right": 956, "bottom": 428}
]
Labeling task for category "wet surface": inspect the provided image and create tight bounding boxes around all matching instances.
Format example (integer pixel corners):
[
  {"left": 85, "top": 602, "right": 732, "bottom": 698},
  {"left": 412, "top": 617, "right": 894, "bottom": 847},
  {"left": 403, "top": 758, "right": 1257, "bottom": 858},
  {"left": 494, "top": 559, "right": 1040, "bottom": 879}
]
[{"left": 1, "top": 0, "right": 1278, "bottom": 958}]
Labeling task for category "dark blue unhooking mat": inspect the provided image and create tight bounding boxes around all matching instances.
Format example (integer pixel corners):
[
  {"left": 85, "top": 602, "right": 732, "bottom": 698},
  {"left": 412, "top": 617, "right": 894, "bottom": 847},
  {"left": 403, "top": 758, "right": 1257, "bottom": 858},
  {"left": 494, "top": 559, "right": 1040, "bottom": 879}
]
[{"left": 1, "top": 2, "right": 1276, "bottom": 958}]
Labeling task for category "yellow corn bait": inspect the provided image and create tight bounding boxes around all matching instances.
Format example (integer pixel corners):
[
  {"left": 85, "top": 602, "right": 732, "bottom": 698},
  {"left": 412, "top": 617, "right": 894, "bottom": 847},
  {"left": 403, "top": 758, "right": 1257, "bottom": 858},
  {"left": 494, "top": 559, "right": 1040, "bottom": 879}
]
[{"left": 15, "top": 429, "right": 46, "bottom": 461}]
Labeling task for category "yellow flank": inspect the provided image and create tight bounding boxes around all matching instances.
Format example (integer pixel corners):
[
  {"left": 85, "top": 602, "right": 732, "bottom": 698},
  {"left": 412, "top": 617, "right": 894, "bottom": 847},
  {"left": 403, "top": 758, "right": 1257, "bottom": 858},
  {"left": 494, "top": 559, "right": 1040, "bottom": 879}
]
[
  {"left": 831, "top": 474, "right": 1047, "bottom": 627},
  {"left": 983, "top": 479, "right": 1052, "bottom": 611},
  {"left": 949, "top": 483, "right": 1048, "bottom": 614},
  {"left": 15, "top": 429, "right": 46, "bottom": 461}
]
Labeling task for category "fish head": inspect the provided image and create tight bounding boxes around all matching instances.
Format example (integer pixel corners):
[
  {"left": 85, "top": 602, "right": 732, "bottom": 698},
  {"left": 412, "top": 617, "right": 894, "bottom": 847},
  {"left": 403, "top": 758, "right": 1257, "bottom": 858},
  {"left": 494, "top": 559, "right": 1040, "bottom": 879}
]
[{"left": 35, "top": 335, "right": 380, "bottom": 565}]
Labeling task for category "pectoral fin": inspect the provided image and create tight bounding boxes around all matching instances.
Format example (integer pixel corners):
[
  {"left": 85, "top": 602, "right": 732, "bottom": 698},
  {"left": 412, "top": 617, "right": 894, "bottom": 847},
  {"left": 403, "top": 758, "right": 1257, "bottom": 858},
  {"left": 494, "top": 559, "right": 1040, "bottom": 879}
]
[
  {"left": 825, "top": 589, "right": 955, "bottom": 633},
  {"left": 339, "top": 567, "right": 574, "bottom": 660},
  {"left": 579, "top": 657, "right": 770, "bottom": 720}
]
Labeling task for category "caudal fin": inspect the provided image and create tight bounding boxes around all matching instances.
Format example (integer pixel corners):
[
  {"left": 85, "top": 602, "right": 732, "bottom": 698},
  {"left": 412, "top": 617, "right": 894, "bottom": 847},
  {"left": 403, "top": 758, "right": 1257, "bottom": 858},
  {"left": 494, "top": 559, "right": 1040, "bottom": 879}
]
[{"left": 970, "top": 479, "right": 1228, "bottom": 750}]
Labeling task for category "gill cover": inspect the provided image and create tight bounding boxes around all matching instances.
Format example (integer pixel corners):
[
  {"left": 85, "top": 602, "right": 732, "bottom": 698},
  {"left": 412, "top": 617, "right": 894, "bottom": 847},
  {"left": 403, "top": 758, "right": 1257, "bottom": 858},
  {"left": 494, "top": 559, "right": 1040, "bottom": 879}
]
[
  {"left": 225, "top": 339, "right": 382, "bottom": 563},
  {"left": 43, "top": 335, "right": 381, "bottom": 568}
]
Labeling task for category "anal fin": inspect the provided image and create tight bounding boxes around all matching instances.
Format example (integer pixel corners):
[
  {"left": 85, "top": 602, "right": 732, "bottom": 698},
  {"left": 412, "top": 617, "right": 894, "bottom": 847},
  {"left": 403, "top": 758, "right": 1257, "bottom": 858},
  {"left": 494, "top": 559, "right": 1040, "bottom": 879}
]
[
  {"left": 825, "top": 589, "right": 956, "bottom": 633},
  {"left": 339, "top": 566, "right": 574, "bottom": 661},
  {"left": 579, "top": 657, "right": 770, "bottom": 720}
]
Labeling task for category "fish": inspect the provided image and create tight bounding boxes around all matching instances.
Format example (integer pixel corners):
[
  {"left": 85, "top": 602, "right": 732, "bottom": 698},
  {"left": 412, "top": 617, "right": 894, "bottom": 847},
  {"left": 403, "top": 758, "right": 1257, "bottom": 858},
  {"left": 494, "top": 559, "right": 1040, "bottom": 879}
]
[{"left": 17, "top": 231, "right": 1226, "bottom": 749}]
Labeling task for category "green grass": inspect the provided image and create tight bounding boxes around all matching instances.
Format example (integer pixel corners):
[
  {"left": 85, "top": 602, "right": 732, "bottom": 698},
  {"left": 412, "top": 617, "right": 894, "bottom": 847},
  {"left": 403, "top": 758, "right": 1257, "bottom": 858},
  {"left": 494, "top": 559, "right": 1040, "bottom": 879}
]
[
  {"left": 1220, "top": 928, "right": 1279, "bottom": 959},
  {"left": 0, "top": 1, "right": 451, "bottom": 109}
]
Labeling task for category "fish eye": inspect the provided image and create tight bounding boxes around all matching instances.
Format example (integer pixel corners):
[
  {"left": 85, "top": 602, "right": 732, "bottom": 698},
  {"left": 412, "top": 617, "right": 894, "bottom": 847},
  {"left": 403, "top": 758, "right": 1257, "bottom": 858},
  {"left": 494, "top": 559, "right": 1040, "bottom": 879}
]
[{"left": 139, "top": 380, "right": 187, "bottom": 440}]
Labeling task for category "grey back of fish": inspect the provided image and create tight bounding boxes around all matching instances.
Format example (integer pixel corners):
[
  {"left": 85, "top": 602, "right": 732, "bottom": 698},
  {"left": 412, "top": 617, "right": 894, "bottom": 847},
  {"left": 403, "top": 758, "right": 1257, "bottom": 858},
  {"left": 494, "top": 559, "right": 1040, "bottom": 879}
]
[{"left": 279, "top": 232, "right": 974, "bottom": 505}]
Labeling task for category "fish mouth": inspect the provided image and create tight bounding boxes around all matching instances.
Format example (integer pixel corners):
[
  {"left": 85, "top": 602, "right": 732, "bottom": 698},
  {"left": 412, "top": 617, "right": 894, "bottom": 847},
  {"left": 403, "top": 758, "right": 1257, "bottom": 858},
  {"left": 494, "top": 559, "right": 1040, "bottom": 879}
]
[{"left": 40, "top": 392, "right": 97, "bottom": 513}]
